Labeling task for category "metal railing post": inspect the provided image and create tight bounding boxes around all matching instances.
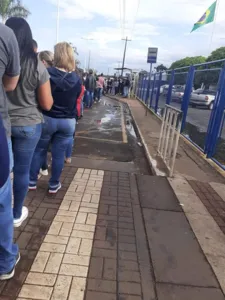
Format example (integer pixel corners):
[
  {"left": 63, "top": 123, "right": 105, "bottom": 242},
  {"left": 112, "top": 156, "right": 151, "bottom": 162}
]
[
  {"left": 139, "top": 75, "right": 144, "bottom": 100},
  {"left": 141, "top": 76, "right": 146, "bottom": 101},
  {"left": 206, "top": 66, "right": 225, "bottom": 158},
  {"left": 135, "top": 75, "right": 140, "bottom": 98},
  {"left": 181, "top": 65, "right": 195, "bottom": 132},
  {"left": 150, "top": 74, "right": 156, "bottom": 108},
  {"left": 155, "top": 72, "right": 162, "bottom": 114},
  {"left": 204, "top": 67, "right": 224, "bottom": 154},
  {"left": 145, "top": 74, "right": 150, "bottom": 105},
  {"left": 157, "top": 105, "right": 182, "bottom": 177},
  {"left": 166, "top": 70, "right": 175, "bottom": 105}
]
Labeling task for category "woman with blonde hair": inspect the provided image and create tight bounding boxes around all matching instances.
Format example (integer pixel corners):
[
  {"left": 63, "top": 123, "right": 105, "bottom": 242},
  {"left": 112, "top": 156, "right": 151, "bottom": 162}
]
[
  {"left": 38, "top": 51, "right": 54, "bottom": 68},
  {"left": 30, "top": 42, "right": 81, "bottom": 193}
]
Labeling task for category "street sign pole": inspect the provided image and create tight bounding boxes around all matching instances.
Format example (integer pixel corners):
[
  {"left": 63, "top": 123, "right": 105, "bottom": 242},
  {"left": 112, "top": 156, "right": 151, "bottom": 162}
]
[
  {"left": 145, "top": 62, "right": 153, "bottom": 116},
  {"left": 146, "top": 47, "right": 158, "bottom": 116}
]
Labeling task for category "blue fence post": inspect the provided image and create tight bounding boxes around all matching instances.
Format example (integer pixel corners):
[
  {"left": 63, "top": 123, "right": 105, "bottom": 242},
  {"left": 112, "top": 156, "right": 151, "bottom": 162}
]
[
  {"left": 206, "top": 66, "right": 225, "bottom": 158},
  {"left": 181, "top": 65, "right": 195, "bottom": 132},
  {"left": 145, "top": 64, "right": 153, "bottom": 106},
  {"left": 142, "top": 76, "right": 146, "bottom": 101},
  {"left": 145, "top": 74, "right": 150, "bottom": 105},
  {"left": 139, "top": 75, "right": 143, "bottom": 99},
  {"left": 155, "top": 72, "right": 162, "bottom": 114},
  {"left": 136, "top": 76, "right": 141, "bottom": 98},
  {"left": 142, "top": 76, "right": 147, "bottom": 101},
  {"left": 140, "top": 75, "right": 145, "bottom": 101},
  {"left": 166, "top": 70, "right": 175, "bottom": 105},
  {"left": 150, "top": 74, "right": 156, "bottom": 108},
  {"left": 204, "top": 67, "right": 224, "bottom": 154}
]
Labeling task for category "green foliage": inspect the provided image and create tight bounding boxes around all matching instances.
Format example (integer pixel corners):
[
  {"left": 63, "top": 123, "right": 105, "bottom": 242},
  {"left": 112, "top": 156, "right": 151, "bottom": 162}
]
[
  {"left": 155, "top": 64, "right": 167, "bottom": 72},
  {"left": 170, "top": 56, "right": 205, "bottom": 85},
  {"left": 0, "top": 0, "right": 30, "bottom": 23},
  {"left": 207, "top": 47, "right": 225, "bottom": 63},
  {"left": 170, "top": 56, "right": 206, "bottom": 70},
  {"left": 170, "top": 49, "right": 225, "bottom": 88}
]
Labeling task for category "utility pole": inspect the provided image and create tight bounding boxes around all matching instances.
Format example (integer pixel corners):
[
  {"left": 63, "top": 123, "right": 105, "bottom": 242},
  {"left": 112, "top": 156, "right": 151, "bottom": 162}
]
[
  {"left": 81, "top": 37, "right": 94, "bottom": 72},
  {"left": 56, "top": 0, "right": 60, "bottom": 43},
  {"left": 121, "top": 36, "right": 131, "bottom": 77}
]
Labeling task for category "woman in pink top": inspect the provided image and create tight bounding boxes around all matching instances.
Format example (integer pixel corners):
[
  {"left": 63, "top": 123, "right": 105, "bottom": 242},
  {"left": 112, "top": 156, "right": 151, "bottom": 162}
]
[{"left": 97, "top": 73, "right": 104, "bottom": 101}]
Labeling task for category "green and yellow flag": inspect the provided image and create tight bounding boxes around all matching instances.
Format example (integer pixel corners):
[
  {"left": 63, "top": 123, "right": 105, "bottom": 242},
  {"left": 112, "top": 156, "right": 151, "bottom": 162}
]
[{"left": 191, "top": 1, "right": 217, "bottom": 32}]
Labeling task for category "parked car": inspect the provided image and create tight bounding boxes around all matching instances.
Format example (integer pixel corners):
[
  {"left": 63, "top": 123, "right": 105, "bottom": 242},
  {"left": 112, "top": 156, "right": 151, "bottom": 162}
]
[
  {"left": 190, "top": 89, "right": 216, "bottom": 110},
  {"left": 171, "top": 86, "right": 185, "bottom": 102},
  {"left": 162, "top": 85, "right": 175, "bottom": 97},
  {"left": 152, "top": 85, "right": 166, "bottom": 95},
  {"left": 160, "top": 84, "right": 168, "bottom": 95}
]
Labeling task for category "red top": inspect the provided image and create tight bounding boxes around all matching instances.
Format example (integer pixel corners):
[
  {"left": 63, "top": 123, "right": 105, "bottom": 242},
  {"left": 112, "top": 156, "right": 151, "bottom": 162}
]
[{"left": 76, "top": 85, "right": 85, "bottom": 117}]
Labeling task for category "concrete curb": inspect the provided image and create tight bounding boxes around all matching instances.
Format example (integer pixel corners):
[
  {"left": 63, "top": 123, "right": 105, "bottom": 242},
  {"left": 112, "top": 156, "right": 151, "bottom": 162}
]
[
  {"left": 107, "top": 95, "right": 166, "bottom": 176},
  {"left": 128, "top": 105, "right": 166, "bottom": 177}
]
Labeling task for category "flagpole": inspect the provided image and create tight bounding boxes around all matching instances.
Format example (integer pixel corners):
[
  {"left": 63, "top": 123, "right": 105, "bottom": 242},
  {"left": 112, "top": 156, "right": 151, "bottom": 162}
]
[{"left": 208, "top": 0, "right": 219, "bottom": 55}]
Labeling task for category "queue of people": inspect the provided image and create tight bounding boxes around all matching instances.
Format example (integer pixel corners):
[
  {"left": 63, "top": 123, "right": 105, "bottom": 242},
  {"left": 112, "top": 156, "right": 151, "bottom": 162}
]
[
  {"left": 0, "top": 17, "right": 88, "bottom": 280},
  {"left": 83, "top": 71, "right": 105, "bottom": 108},
  {"left": 106, "top": 77, "right": 131, "bottom": 98}
]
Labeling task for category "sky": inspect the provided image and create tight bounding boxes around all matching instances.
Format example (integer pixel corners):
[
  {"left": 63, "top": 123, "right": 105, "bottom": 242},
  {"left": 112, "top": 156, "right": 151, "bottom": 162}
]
[{"left": 21, "top": 0, "right": 225, "bottom": 74}]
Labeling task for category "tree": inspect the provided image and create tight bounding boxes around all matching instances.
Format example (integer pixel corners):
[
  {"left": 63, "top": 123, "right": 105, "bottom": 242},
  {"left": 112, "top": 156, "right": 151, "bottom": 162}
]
[
  {"left": 192, "top": 48, "right": 225, "bottom": 89},
  {"left": 170, "top": 56, "right": 206, "bottom": 85},
  {"left": 207, "top": 47, "right": 225, "bottom": 63},
  {"left": 202, "top": 47, "right": 225, "bottom": 88},
  {"left": 0, "top": 0, "right": 30, "bottom": 23},
  {"left": 170, "top": 56, "right": 206, "bottom": 70},
  {"left": 155, "top": 64, "right": 167, "bottom": 72}
]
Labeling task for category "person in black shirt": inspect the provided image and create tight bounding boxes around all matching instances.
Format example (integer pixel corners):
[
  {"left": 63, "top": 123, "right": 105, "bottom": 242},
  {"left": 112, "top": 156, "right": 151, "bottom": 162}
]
[{"left": 85, "top": 69, "right": 96, "bottom": 108}]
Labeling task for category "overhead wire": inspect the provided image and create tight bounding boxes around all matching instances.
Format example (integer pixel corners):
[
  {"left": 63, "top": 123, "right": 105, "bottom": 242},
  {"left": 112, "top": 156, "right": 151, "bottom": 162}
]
[
  {"left": 119, "top": 0, "right": 123, "bottom": 37},
  {"left": 130, "top": 0, "right": 140, "bottom": 39},
  {"left": 122, "top": 0, "right": 126, "bottom": 38}
]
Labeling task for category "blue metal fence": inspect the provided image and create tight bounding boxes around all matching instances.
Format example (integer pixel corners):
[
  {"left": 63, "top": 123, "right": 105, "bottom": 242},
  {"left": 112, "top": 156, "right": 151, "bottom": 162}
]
[{"left": 135, "top": 59, "right": 225, "bottom": 170}]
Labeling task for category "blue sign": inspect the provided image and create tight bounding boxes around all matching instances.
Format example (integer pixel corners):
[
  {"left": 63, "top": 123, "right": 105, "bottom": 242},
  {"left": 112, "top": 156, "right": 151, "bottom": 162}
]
[{"left": 147, "top": 47, "right": 158, "bottom": 64}]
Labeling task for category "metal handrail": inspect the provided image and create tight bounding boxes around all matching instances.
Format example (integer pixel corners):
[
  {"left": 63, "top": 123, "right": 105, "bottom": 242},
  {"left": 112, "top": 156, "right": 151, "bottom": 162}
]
[{"left": 158, "top": 105, "right": 183, "bottom": 177}]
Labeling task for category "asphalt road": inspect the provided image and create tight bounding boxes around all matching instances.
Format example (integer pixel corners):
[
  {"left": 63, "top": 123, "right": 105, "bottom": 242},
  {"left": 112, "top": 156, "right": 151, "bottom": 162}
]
[
  {"left": 156, "top": 95, "right": 225, "bottom": 166},
  {"left": 157, "top": 96, "right": 213, "bottom": 132},
  {"left": 73, "top": 96, "right": 151, "bottom": 175}
]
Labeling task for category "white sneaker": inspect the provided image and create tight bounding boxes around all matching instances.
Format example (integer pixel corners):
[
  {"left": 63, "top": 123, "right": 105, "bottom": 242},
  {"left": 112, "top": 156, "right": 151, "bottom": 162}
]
[
  {"left": 14, "top": 207, "right": 29, "bottom": 228},
  {"left": 0, "top": 252, "right": 20, "bottom": 281},
  {"left": 40, "top": 169, "right": 48, "bottom": 176}
]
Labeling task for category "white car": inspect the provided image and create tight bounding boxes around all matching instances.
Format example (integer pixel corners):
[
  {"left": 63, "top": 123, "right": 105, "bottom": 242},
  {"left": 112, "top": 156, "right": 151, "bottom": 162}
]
[
  {"left": 171, "top": 86, "right": 185, "bottom": 102},
  {"left": 190, "top": 89, "right": 216, "bottom": 110}
]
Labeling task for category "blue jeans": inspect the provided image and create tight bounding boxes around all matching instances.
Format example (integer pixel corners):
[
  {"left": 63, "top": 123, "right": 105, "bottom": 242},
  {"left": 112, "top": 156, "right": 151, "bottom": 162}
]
[
  {"left": 30, "top": 115, "right": 75, "bottom": 188},
  {"left": 11, "top": 124, "right": 42, "bottom": 219},
  {"left": 0, "top": 140, "right": 18, "bottom": 275},
  {"left": 65, "top": 123, "right": 76, "bottom": 159},
  {"left": 81, "top": 100, "right": 84, "bottom": 116},
  {"left": 41, "top": 156, "right": 48, "bottom": 170},
  {"left": 86, "top": 90, "right": 94, "bottom": 108},
  {"left": 123, "top": 86, "right": 129, "bottom": 97},
  {"left": 83, "top": 91, "right": 88, "bottom": 107},
  {"left": 97, "top": 88, "right": 103, "bottom": 101}
]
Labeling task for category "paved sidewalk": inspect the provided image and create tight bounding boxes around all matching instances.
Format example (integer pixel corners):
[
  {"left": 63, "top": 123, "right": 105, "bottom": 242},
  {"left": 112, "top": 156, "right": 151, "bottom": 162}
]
[
  {"left": 1, "top": 165, "right": 225, "bottom": 300},
  {"left": 1, "top": 98, "right": 225, "bottom": 300}
]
